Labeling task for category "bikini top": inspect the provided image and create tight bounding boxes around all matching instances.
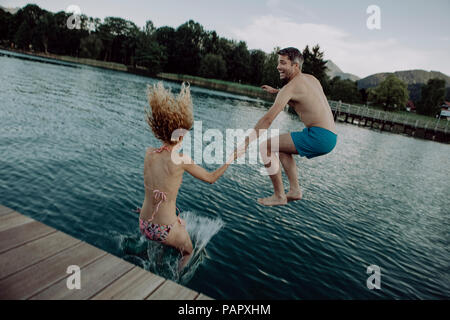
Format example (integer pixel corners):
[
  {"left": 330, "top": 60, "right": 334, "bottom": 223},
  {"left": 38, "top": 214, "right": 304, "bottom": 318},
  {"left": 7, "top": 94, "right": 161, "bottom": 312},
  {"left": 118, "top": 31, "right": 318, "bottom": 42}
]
[{"left": 142, "top": 145, "right": 182, "bottom": 224}]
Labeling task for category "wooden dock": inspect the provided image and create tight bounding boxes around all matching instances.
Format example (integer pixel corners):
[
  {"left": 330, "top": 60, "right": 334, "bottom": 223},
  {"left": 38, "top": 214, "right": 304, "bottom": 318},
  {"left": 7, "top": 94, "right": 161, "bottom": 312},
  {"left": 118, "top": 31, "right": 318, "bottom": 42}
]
[
  {"left": 329, "top": 101, "right": 450, "bottom": 143},
  {"left": 0, "top": 204, "right": 212, "bottom": 300}
]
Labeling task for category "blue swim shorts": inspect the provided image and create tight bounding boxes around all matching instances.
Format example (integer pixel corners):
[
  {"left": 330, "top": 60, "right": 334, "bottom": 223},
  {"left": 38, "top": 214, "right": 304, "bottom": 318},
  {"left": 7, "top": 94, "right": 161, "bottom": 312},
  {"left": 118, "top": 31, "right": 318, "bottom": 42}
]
[{"left": 290, "top": 127, "right": 337, "bottom": 159}]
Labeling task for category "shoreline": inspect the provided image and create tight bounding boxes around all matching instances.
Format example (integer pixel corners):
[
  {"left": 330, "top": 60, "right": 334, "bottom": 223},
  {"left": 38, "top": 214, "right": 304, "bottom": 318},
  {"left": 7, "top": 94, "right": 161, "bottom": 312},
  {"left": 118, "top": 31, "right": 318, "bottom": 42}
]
[
  {"left": 1, "top": 47, "right": 447, "bottom": 143},
  {"left": 0, "top": 47, "right": 275, "bottom": 102}
]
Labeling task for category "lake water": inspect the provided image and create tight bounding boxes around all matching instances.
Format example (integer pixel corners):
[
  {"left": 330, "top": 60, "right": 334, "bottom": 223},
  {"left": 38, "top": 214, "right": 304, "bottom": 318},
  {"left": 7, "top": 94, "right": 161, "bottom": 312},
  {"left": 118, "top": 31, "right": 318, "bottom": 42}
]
[{"left": 0, "top": 49, "right": 449, "bottom": 299}]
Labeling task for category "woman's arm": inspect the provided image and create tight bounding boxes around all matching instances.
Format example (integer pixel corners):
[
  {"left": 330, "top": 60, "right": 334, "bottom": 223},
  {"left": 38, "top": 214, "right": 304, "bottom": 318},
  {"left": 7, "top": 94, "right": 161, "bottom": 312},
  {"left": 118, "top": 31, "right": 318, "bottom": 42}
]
[{"left": 182, "top": 154, "right": 230, "bottom": 184}]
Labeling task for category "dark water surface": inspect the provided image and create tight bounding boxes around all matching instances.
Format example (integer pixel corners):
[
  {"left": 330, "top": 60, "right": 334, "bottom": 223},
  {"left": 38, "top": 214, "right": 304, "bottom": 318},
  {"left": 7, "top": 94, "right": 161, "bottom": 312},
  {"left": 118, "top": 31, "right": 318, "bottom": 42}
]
[{"left": 1, "top": 50, "right": 449, "bottom": 299}]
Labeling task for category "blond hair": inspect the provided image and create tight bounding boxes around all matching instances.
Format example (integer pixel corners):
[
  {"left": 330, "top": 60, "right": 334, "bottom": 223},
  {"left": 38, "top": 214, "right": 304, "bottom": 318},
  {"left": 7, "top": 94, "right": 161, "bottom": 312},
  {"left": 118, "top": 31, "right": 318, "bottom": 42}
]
[{"left": 146, "top": 82, "right": 194, "bottom": 145}]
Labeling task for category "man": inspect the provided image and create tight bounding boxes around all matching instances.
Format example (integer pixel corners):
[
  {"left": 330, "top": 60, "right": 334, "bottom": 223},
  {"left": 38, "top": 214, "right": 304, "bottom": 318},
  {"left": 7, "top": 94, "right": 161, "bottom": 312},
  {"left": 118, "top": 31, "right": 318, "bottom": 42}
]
[{"left": 239, "top": 47, "right": 337, "bottom": 206}]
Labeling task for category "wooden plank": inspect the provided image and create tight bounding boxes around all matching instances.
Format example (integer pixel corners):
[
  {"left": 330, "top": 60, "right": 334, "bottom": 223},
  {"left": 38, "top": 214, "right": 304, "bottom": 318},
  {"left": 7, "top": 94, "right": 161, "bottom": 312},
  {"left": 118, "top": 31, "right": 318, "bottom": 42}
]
[
  {"left": 0, "top": 212, "right": 34, "bottom": 232},
  {"left": 0, "top": 220, "right": 57, "bottom": 254},
  {"left": 146, "top": 279, "right": 199, "bottom": 300},
  {"left": 91, "top": 266, "right": 166, "bottom": 300},
  {"left": 30, "top": 253, "right": 134, "bottom": 300},
  {"left": 0, "top": 231, "right": 80, "bottom": 280},
  {"left": 196, "top": 293, "right": 214, "bottom": 300},
  {"left": 0, "top": 241, "right": 106, "bottom": 300},
  {"left": 0, "top": 209, "right": 211, "bottom": 300},
  {"left": 0, "top": 205, "right": 14, "bottom": 217}
]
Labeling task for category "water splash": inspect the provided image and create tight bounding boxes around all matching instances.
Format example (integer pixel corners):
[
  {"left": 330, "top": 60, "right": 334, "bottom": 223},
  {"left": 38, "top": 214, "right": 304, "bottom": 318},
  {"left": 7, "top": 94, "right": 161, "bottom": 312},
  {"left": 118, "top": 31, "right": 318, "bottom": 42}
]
[{"left": 118, "top": 211, "right": 224, "bottom": 284}]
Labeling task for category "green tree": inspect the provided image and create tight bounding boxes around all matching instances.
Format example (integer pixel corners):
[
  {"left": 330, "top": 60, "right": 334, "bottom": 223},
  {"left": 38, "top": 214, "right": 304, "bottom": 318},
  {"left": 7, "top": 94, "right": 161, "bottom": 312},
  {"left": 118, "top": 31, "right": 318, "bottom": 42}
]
[
  {"left": 135, "top": 20, "right": 166, "bottom": 74},
  {"left": 368, "top": 75, "right": 409, "bottom": 111},
  {"left": 173, "top": 20, "right": 206, "bottom": 75},
  {"left": 407, "top": 83, "right": 424, "bottom": 104},
  {"left": 302, "top": 44, "right": 328, "bottom": 87},
  {"left": 14, "top": 21, "right": 32, "bottom": 49},
  {"left": 225, "top": 41, "right": 251, "bottom": 83},
  {"left": 34, "top": 11, "right": 56, "bottom": 53},
  {"left": 13, "top": 4, "right": 44, "bottom": 49},
  {"left": 97, "top": 17, "right": 139, "bottom": 64},
  {"left": 49, "top": 11, "right": 75, "bottom": 55},
  {"left": 329, "top": 77, "right": 362, "bottom": 104},
  {"left": 416, "top": 78, "right": 446, "bottom": 116},
  {"left": 359, "top": 88, "right": 369, "bottom": 105},
  {"left": 155, "top": 26, "right": 176, "bottom": 73},
  {"left": 79, "top": 34, "right": 103, "bottom": 59},
  {"left": 215, "top": 37, "right": 233, "bottom": 60},
  {"left": 199, "top": 53, "right": 227, "bottom": 79},
  {"left": 202, "top": 30, "right": 220, "bottom": 55},
  {"left": 262, "top": 47, "right": 282, "bottom": 88},
  {"left": 249, "top": 49, "right": 266, "bottom": 86},
  {"left": 0, "top": 9, "right": 13, "bottom": 41}
]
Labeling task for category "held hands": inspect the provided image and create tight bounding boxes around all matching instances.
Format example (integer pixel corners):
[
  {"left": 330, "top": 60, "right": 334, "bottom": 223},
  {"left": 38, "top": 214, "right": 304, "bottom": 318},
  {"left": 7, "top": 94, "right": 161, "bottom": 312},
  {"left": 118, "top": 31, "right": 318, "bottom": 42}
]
[
  {"left": 226, "top": 134, "right": 256, "bottom": 164},
  {"left": 261, "top": 85, "right": 279, "bottom": 94},
  {"left": 226, "top": 145, "right": 246, "bottom": 164}
]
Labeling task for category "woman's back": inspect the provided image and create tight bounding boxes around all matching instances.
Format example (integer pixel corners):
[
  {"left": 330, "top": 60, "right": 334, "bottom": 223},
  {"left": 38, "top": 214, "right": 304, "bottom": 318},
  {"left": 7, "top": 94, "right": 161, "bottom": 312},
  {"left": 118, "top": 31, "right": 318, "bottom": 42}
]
[
  {"left": 140, "top": 146, "right": 184, "bottom": 225},
  {"left": 138, "top": 81, "right": 229, "bottom": 270}
]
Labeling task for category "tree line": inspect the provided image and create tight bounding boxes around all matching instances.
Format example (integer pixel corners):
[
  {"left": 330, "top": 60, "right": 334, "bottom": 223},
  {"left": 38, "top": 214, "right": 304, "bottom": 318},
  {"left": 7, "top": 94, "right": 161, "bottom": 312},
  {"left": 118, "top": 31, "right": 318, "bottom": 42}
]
[{"left": 0, "top": 4, "right": 447, "bottom": 116}]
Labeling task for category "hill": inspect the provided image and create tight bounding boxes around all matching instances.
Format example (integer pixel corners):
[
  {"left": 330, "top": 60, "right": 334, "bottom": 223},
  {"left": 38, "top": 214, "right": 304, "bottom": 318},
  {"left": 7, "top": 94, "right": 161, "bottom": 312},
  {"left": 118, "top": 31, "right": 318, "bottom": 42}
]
[
  {"left": 0, "top": 5, "right": 19, "bottom": 14},
  {"left": 357, "top": 70, "right": 450, "bottom": 90},
  {"left": 357, "top": 70, "right": 450, "bottom": 102},
  {"left": 325, "top": 60, "right": 360, "bottom": 81}
]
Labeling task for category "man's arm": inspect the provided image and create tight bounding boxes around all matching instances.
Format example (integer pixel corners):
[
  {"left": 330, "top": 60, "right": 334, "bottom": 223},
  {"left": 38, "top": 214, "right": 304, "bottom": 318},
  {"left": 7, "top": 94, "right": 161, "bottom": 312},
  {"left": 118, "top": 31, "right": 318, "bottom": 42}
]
[
  {"left": 233, "top": 86, "right": 292, "bottom": 158},
  {"left": 261, "top": 85, "right": 279, "bottom": 94},
  {"left": 255, "top": 86, "right": 292, "bottom": 131}
]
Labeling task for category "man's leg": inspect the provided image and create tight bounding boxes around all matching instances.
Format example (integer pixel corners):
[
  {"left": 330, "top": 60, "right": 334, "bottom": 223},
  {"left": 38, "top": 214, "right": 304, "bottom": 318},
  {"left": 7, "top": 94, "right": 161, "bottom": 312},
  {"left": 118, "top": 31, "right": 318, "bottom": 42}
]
[
  {"left": 258, "top": 133, "right": 299, "bottom": 206},
  {"left": 279, "top": 152, "right": 302, "bottom": 201}
]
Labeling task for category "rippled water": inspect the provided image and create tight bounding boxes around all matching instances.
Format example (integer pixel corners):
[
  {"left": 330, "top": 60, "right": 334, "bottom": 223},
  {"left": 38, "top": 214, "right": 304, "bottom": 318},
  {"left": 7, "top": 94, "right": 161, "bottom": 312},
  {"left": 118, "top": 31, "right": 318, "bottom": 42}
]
[{"left": 1, "top": 50, "right": 449, "bottom": 299}]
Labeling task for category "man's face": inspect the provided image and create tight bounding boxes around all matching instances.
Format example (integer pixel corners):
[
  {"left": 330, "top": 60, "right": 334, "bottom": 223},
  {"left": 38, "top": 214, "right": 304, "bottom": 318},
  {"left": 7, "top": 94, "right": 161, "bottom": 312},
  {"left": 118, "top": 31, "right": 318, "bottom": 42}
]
[{"left": 277, "top": 55, "right": 296, "bottom": 80}]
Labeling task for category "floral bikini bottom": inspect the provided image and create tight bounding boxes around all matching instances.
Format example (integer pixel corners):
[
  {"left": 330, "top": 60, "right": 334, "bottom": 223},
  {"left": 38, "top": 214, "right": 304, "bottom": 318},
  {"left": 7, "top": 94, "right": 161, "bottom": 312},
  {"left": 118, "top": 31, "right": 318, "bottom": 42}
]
[{"left": 139, "top": 218, "right": 174, "bottom": 242}]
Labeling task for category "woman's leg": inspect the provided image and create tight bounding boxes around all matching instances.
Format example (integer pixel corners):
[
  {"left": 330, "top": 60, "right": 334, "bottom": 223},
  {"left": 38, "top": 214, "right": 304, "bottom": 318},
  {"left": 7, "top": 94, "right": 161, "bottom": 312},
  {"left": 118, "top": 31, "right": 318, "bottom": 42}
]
[
  {"left": 177, "top": 230, "right": 193, "bottom": 271},
  {"left": 165, "top": 223, "right": 193, "bottom": 271}
]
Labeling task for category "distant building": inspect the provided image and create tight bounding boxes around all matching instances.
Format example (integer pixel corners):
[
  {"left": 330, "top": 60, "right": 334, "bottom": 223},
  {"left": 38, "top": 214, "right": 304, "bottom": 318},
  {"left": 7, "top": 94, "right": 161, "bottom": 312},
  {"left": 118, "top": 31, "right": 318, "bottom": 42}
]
[
  {"left": 406, "top": 100, "right": 416, "bottom": 112},
  {"left": 440, "top": 101, "right": 450, "bottom": 119}
]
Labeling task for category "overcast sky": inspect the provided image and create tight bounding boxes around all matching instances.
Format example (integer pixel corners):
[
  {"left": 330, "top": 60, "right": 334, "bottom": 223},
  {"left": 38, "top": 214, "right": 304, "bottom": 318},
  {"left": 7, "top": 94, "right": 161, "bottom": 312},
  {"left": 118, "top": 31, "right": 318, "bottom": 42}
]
[{"left": 2, "top": 0, "right": 449, "bottom": 78}]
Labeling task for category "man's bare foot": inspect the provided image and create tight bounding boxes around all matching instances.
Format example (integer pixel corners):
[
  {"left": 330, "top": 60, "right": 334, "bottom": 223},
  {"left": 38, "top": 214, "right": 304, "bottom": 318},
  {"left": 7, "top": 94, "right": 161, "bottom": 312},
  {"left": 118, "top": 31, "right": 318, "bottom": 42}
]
[
  {"left": 286, "top": 189, "right": 302, "bottom": 202},
  {"left": 257, "top": 194, "right": 287, "bottom": 206}
]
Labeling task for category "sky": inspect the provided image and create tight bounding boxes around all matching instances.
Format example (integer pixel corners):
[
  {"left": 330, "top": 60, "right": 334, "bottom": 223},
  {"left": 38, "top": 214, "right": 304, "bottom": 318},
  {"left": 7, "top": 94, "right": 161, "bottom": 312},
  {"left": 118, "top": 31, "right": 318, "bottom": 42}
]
[{"left": 1, "top": 0, "right": 449, "bottom": 78}]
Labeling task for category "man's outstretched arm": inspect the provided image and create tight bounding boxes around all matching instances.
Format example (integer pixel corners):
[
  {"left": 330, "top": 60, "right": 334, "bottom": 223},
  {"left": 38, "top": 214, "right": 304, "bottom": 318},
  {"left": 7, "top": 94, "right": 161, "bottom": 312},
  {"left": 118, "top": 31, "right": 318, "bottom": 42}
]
[
  {"left": 261, "top": 85, "right": 279, "bottom": 94},
  {"left": 254, "top": 85, "right": 292, "bottom": 134},
  {"left": 231, "top": 86, "right": 293, "bottom": 160}
]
